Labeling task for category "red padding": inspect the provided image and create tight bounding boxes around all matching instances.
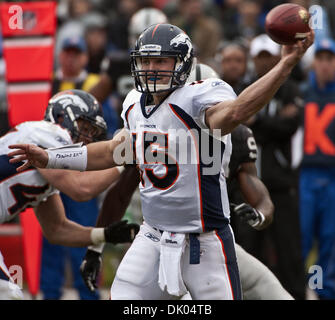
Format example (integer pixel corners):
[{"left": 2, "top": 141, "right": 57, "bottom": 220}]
[
  {"left": 3, "top": 41, "right": 54, "bottom": 82},
  {"left": 20, "top": 209, "right": 42, "bottom": 297},
  {"left": 7, "top": 83, "right": 51, "bottom": 127}
]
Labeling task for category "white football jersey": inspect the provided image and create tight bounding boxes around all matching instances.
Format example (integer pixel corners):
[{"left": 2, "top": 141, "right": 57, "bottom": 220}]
[
  {"left": 0, "top": 121, "right": 73, "bottom": 223},
  {"left": 121, "top": 78, "right": 236, "bottom": 233}
]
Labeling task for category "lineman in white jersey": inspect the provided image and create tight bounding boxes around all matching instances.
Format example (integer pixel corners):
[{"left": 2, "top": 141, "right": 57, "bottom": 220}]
[
  {"left": 0, "top": 89, "right": 139, "bottom": 299},
  {"left": 9, "top": 24, "right": 314, "bottom": 299}
]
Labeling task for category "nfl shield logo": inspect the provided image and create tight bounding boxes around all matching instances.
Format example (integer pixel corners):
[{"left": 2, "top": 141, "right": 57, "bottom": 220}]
[{"left": 22, "top": 11, "right": 37, "bottom": 31}]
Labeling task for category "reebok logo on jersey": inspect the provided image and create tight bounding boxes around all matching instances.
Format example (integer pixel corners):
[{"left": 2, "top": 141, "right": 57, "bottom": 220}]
[
  {"left": 211, "top": 81, "right": 224, "bottom": 87},
  {"left": 145, "top": 232, "right": 160, "bottom": 242}
]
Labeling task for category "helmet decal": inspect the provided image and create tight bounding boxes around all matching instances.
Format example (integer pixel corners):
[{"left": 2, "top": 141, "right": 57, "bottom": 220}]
[
  {"left": 170, "top": 33, "right": 192, "bottom": 60},
  {"left": 49, "top": 94, "right": 90, "bottom": 113}
]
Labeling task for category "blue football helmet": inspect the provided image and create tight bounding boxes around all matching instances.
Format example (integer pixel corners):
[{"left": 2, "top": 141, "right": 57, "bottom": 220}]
[
  {"left": 130, "top": 23, "right": 194, "bottom": 93},
  {"left": 44, "top": 89, "right": 107, "bottom": 142}
]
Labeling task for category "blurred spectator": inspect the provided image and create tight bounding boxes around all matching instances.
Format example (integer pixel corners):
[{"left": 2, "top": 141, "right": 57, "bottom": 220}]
[
  {"left": 107, "top": 0, "right": 140, "bottom": 52},
  {"left": 216, "top": 0, "right": 263, "bottom": 42},
  {"left": 169, "top": 0, "right": 222, "bottom": 65},
  {"left": 69, "top": 0, "right": 92, "bottom": 18},
  {"left": 240, "top": 34, "right": 307, "bottom": 299},
  {"left": 55, "top": 0, "right": 99, "bottom": 62},
  {"left": 214, "top": 0, "right": 241, "bottom": 41},
  {"left": 299, "top": 37, "right": 335, "bottom": 300},
  {"left": 53, "top": 36, "right": 99, "bottom": 93},
  {"left": 217, "top": 40, "right": 252, "bottom": 94},
  {"left": 83, "top": 13, "right": 109, "bottom": 74},
  {"left": 41, "top": 35, "right": 101, "bottom": 300},
  {"left": 128, "top": 7, "right": 168, "bottom": 49},
  {"left": 236, "top": 0, "right": 264, "bottom": 41}
]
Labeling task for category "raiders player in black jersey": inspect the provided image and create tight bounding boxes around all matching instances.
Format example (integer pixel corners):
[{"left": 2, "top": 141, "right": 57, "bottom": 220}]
[{"left": 228, "top": 124, "right": 274, "bottom": 232}]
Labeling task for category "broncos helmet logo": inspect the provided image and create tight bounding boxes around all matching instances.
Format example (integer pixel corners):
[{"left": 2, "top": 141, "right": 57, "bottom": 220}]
[
  {"left": 170, "top": 33, "right": 193, "bottom": 60},
  {"left": 49, "top": 94, "right": 90, "bottom": 113}
]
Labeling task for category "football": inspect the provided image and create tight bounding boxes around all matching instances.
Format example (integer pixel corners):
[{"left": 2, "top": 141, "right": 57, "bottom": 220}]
[{"left": 265, "top": 3, "right": 311, "bottom": 45}]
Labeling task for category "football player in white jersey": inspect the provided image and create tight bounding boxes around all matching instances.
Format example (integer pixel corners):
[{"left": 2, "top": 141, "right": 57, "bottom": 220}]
[
  {"left": 79, "top": 63, "right": 293, "bottom": 300},
  {"left": 0, "top": 89, "right": 139, "bottom": 299},
  {"left": 9, "top": 24, "right": 314, "bottom": 300}
]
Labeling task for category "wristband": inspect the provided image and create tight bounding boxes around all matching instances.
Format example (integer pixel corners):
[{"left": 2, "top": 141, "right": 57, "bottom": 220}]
[
  {"left": 90, "top": 228, "right": 105, "bottom": 245},
  {"left": 46, "top": 143, "right": 87, "bottom": 171}
]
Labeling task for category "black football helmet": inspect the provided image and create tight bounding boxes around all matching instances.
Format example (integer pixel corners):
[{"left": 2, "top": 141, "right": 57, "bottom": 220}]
[
  {"left": 130, "top": 23, "right": 194, "bottom": 93},
  {"left": 44, "top": 89, "right": 107, "bottom": 142}
]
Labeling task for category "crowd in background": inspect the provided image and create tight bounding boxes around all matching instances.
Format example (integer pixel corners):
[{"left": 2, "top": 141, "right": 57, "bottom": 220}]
[
  {"left": 1, "top": 0, "right": 335, "bottom": 300},
  {"left": 1, "top": 0, "right": 333, "bottom": 135}
]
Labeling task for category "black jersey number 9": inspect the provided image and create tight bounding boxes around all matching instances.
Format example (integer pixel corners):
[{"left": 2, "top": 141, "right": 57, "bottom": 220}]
[{"left": 247, "top": 136, "right": 257, "bottom": 160}]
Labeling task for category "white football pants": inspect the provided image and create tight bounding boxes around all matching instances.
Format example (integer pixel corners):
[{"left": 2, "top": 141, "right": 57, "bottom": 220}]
[
  {"left": 181, "top": 244, "right": 294, "bottom": 300},
  {"left": 235, "top": 244, "right": 294, "bottom": 300},
  {"left": 111, "top": 222, "right": 242, "bottom": 300}
]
